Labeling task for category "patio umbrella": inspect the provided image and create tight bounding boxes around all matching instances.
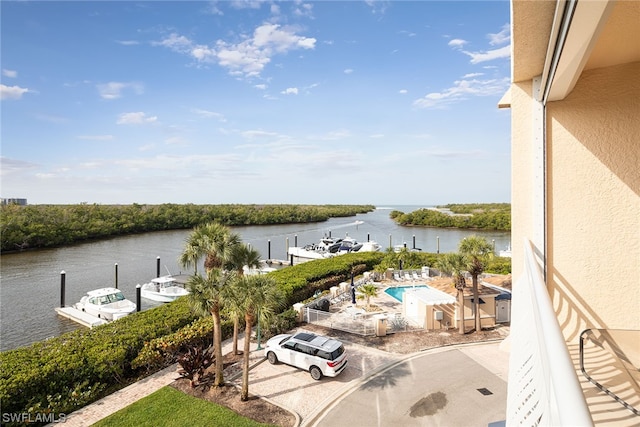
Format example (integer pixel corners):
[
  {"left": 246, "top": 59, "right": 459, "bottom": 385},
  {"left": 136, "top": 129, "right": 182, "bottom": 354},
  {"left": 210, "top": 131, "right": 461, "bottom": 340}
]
[{"left": 350, "top": 271, "right": 356, "bottom": 304}]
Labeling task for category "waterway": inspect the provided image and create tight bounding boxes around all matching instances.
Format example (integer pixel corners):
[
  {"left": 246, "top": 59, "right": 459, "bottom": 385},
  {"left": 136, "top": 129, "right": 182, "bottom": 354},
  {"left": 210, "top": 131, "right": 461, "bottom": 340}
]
[{"left": 0, "top": 206, "right": 510, "bottom": 351}]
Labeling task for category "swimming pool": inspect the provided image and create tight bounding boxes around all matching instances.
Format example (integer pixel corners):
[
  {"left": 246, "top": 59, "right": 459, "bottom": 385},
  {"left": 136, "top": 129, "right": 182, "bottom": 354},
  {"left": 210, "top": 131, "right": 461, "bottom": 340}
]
[{"left": 384, "top": 285, "right": 430, "bottom": 302}]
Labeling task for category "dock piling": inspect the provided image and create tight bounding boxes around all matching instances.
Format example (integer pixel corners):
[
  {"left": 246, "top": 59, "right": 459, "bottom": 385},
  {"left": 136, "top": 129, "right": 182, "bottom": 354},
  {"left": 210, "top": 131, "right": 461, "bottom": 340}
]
[
  {"left": 136, "top": 284, "right": 141, "bottom": 312},
  {"left": 156, "top": 256, "right": 161, "bottom": 278},
  {"left": 60, "top": 270, "right": 66, "bottom": 308},
  {"left": 114, "top": 263, "right": 118, "bottom": 289}
]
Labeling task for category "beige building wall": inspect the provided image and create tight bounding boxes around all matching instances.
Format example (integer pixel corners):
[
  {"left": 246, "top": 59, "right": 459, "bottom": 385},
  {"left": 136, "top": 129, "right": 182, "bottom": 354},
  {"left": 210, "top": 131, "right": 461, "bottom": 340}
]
[
  {"left": 545, "top": 62, "right": 640, "bottom": 340},
  {"left": 511, "top": 61, "right": 640, "bottom": 341}
]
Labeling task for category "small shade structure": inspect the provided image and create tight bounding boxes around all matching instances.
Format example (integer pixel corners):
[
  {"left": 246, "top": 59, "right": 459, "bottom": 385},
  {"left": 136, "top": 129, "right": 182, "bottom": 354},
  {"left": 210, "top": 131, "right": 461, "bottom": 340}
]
[{"left": 402, "top": 287, "right": 456, "bottom": 330}]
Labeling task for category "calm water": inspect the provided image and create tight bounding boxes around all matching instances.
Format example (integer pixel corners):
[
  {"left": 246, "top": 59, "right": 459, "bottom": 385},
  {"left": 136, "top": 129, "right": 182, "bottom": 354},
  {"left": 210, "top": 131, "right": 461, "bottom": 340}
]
[{"left": 0, "top": 206, "right": 510, "bottom": 351}]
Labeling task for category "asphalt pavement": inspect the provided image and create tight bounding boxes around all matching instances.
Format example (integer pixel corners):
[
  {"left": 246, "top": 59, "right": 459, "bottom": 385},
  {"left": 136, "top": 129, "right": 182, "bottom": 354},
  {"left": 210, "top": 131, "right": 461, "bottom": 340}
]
[{"left": 309, "top": 343, "right": 509, "bottom": 427}]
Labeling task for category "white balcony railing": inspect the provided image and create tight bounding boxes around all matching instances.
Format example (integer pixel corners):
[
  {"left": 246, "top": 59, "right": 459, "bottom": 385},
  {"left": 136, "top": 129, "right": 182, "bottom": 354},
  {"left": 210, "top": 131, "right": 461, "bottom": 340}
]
[{"left": 505, "top": 241, "right": 593, "bottom": 426}]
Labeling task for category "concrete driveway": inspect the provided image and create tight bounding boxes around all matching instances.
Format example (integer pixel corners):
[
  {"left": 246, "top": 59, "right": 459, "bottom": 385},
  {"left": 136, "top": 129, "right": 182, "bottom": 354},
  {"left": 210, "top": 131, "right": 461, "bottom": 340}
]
[
  {"left": 240, "top": 335, "right": 402, "bottom": 423},
  {"left": 238, "top": 329, "right": 509, "bottom": 427}
]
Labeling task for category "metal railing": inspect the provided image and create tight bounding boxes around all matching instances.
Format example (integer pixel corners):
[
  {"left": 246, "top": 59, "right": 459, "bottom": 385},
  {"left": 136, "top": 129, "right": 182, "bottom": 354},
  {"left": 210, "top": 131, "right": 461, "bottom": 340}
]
[
  {"left": 579, "top": 328, "right": 640, "bottom": 415},
  {"left": 505, "top": 240, "right": 593, "bottom": 426},
  {"left": 304, "top": 307, "right": 375, "bottom": 336}
]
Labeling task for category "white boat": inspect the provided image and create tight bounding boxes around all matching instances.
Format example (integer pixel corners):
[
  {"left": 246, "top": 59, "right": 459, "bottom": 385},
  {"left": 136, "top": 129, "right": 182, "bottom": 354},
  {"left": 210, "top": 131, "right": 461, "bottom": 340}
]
[
  {"left": 337, "top": 237, "right": 382, "bottom": 253},
  {"left": 393, "top": 244, "right": 422, "bottom": 253},
  {"left": 243, "top": 263, "right": 278, "bottom": 275},
  {"left": 140, "top": 276, "right": 189, "bottom": 302},
  {"left": 499, "top": 242, "right": 512, "bottom": 258},
  {"left": 74, "top": 287, "right": 136, "bottom": 321},
  {"left": 288, "top": 236, "right": 381, "bottom": 261}
]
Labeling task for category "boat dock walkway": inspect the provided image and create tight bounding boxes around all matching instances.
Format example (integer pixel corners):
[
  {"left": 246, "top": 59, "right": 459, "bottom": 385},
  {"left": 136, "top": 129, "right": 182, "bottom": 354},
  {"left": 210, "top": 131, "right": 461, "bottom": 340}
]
[{"left": 54, "top": 307, "right": 107, "bottom": 328}]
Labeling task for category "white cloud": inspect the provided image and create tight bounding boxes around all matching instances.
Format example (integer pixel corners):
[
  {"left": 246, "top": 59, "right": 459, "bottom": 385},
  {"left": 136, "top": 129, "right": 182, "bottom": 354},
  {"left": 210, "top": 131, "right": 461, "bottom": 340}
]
[
  {"left": 293, "top": 2, "right": 313, "bottom": 18},
  {"left": 229, "top": 1, "right": 262, "bottom": 10},
  {"left": 2, "top": 69, "right": 17, "bottom": 78},
  {"left": 462, "top": 45, "right": 511, "bottom": 64},
  {"left": 76, "top": 135, "right": 114, "bottom": 141},
  {"left": 97, "top": 82, "right": 144, "bottom": 99},
  {"left": 116, "top": 112, "right": 158, "bottom": 125},
  {"left": 448, "top": 39, "right": 467, "bottom": 49},
  {"left": 398, "top": 89, "right": 408, "bottom": 94},
  {"left": 413, "top": 77, "right": 510, "bottom": 109},
  {"left": 164, "top": 136, "right": 188, "bottom": 145},
  {"left": 488, "top": 24, "right": 511, "bottom": 46},
  {"left": 116, "top": 40, "right": 139, "bottom": 46},
  {"left": 281, "top": 87, "right": 298, "bottom": 95},
  {"left": 344, "top": 68, "right": 354, "bottom": 74},
  {"left": 1, "top": 84, "right": 30, "bottom": 100},
  {"left": 191, "top": 108, "right": 227, "bottom": 121},
  {"left": 155, "top": 23, "right": 316, "bottom": 78},
  {"left": 241, "top": 130, "right": 280, "bottom": 140},
  {"left": 0, "top": 157, "right": 38, "bottom": 176}
]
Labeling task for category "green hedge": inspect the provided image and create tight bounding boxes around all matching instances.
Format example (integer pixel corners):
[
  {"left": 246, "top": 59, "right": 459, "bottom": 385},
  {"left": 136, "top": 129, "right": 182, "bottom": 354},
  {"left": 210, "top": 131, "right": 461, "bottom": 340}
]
[{"left": 0, "top": 300, "right": 198, "bottom": 423}]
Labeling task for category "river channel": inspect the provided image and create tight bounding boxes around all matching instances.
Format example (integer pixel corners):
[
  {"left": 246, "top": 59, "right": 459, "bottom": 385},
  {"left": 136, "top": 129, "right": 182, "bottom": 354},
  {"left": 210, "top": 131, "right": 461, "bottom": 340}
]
[{"left": 0, "top": 206, "right": 510, "bottom": 352}]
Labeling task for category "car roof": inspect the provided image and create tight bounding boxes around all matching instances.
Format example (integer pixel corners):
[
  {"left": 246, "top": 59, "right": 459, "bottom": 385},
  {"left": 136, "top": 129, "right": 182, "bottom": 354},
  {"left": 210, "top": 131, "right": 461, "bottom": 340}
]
[{"left": 291, "top": 332, "right": 342, "bottom": 351}]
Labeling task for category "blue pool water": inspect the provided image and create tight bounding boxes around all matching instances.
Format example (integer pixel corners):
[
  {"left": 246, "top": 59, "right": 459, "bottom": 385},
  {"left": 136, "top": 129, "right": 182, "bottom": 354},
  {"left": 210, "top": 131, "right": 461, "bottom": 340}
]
[{"left": 384, "top": 285, "right": 430, "bottom": 302}]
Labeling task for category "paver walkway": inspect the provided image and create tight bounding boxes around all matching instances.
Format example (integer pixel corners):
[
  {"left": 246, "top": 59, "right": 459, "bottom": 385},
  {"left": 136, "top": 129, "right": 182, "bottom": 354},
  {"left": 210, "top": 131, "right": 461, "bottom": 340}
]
[{"left": 56, "top": 335, "right": 258, "bottom": 426}]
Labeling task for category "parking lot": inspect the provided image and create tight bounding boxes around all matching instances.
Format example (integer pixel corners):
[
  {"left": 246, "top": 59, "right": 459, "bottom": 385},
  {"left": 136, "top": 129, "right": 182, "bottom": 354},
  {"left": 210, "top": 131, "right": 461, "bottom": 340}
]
[
  {"left": 236, "top": 330, "right": 403, "bottom": 423},
  {"left": 229, "top": 328, "right": 509, "bottom": 427}
]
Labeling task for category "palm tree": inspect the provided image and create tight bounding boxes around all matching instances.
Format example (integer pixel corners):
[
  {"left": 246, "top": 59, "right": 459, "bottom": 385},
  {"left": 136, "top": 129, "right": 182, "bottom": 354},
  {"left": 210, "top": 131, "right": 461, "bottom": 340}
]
[
  {"left": 436, "top": 253, "right": 468, "bottom": 335},
  {"left": 178, "top": 222, "right": 242, "bottom": 274},
  {"left": 185, "top": 268, "right": 236, "bottom": 387},
  {"left": 357, "top": 284, "right": 379, "bottom": 309},
  {"left": 179, "top": 222, "right": 244, "bottom": 386},
  {"left": 458, "top": 235, "right": 494, "bottom": 332},
  {"left": 226, "top": 244, "right": 263, "bottom": 355},
  {"left": 232, "top": 274, "right": 283, "bottom": 401}
]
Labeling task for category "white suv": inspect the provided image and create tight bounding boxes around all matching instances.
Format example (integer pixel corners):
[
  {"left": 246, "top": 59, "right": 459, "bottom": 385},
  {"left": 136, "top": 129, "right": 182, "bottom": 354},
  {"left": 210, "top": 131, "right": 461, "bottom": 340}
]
[{"left": 264, "top": 331, "right": 348, "bottom": 380}]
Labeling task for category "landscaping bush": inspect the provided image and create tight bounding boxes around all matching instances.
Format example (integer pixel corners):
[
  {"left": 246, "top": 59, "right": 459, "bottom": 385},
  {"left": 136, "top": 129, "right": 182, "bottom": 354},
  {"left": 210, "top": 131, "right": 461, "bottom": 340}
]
[{"left": 0, "top": 299, "right": 198, "bottom": 424}]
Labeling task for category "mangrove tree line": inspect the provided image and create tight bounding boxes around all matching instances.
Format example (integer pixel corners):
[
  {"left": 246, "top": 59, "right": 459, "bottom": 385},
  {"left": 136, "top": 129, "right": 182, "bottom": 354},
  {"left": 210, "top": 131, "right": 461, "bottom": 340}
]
[
  {"left": 0, "top": 204, "right": 375, "bottom": 253},
  {"left": 390, "top": 203, "right": 510, "bottom": 231}
]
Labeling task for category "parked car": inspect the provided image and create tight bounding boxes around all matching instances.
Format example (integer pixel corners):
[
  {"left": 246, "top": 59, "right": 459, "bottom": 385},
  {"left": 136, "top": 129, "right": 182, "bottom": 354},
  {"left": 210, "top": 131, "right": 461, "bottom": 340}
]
[{"left": 264, "top": 331, "right": 348, "bottom": 380}]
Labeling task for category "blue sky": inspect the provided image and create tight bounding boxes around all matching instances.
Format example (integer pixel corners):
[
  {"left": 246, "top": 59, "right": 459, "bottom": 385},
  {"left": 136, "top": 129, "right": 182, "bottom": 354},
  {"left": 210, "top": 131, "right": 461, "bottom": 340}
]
[{"left": 1, "top": 1, "right": 512, "bottom": 205}]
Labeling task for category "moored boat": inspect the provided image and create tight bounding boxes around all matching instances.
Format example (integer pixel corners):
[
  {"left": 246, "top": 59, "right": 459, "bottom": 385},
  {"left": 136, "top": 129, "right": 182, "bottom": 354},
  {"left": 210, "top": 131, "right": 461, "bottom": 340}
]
[
  {"left": 289, "top": 235, "right": 381, "bottom": 261},
  {"left": 140, "top": 276, "right": 189, "bottom": 302},
  {"left": 74, "top": 287, "right": 136, "bottom": 321}
]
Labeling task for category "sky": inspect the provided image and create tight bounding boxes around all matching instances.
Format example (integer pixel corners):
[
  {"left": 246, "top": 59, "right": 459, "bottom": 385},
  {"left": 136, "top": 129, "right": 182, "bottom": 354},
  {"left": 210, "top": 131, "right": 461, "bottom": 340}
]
[{"left": 1, "top": 0, "right": 512, "bottom": 206}]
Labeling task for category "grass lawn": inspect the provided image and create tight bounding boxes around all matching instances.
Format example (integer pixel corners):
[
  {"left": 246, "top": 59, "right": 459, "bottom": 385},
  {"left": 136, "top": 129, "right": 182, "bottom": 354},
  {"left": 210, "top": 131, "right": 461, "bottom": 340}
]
[{"left": 92, "top": 386, "right": 276, "bottom": 427}]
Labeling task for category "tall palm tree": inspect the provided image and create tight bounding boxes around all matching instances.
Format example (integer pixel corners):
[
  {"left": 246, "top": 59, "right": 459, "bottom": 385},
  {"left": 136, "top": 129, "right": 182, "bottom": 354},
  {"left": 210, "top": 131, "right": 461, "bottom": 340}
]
[
  {"left": 179, "top": 222, "right": 244, "bottom": 386},
  {"left": 436, "top": 253, "right": 468, "bottom": 335},
  {"left": 185, "top": 268, "right": 236, "bottom": 387},
  {"left": 227, "top": 244, "right": 263, "bottom": 355},
  {"left": 233, "top": 274, "right": 283, "bottom": 401},
  {"left": 458, "top": 235, "right": 494, "bottom": 332}
]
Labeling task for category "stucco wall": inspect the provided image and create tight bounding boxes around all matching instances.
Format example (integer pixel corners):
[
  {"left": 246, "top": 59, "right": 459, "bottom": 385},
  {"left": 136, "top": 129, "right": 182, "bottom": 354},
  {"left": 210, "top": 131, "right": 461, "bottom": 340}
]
[
  {"left": 509, "top": 80, "right": 536, "bottom": 281},
  {"left": 545, "top": 62, "right": 640, "bottom": 340}
]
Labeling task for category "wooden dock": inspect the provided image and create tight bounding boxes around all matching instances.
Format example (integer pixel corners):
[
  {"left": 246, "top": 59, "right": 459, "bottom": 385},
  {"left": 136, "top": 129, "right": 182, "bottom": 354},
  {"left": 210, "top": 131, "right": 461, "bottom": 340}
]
[{"left": 55, "top": 307, "right": 108, "bottom": 328}]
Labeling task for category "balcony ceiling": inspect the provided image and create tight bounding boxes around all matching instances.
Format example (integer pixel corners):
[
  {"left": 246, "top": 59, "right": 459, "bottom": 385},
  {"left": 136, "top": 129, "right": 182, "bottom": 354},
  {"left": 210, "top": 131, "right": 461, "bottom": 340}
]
[{"left": 512, "top": 0, "right": 640, "bottom": 84}]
